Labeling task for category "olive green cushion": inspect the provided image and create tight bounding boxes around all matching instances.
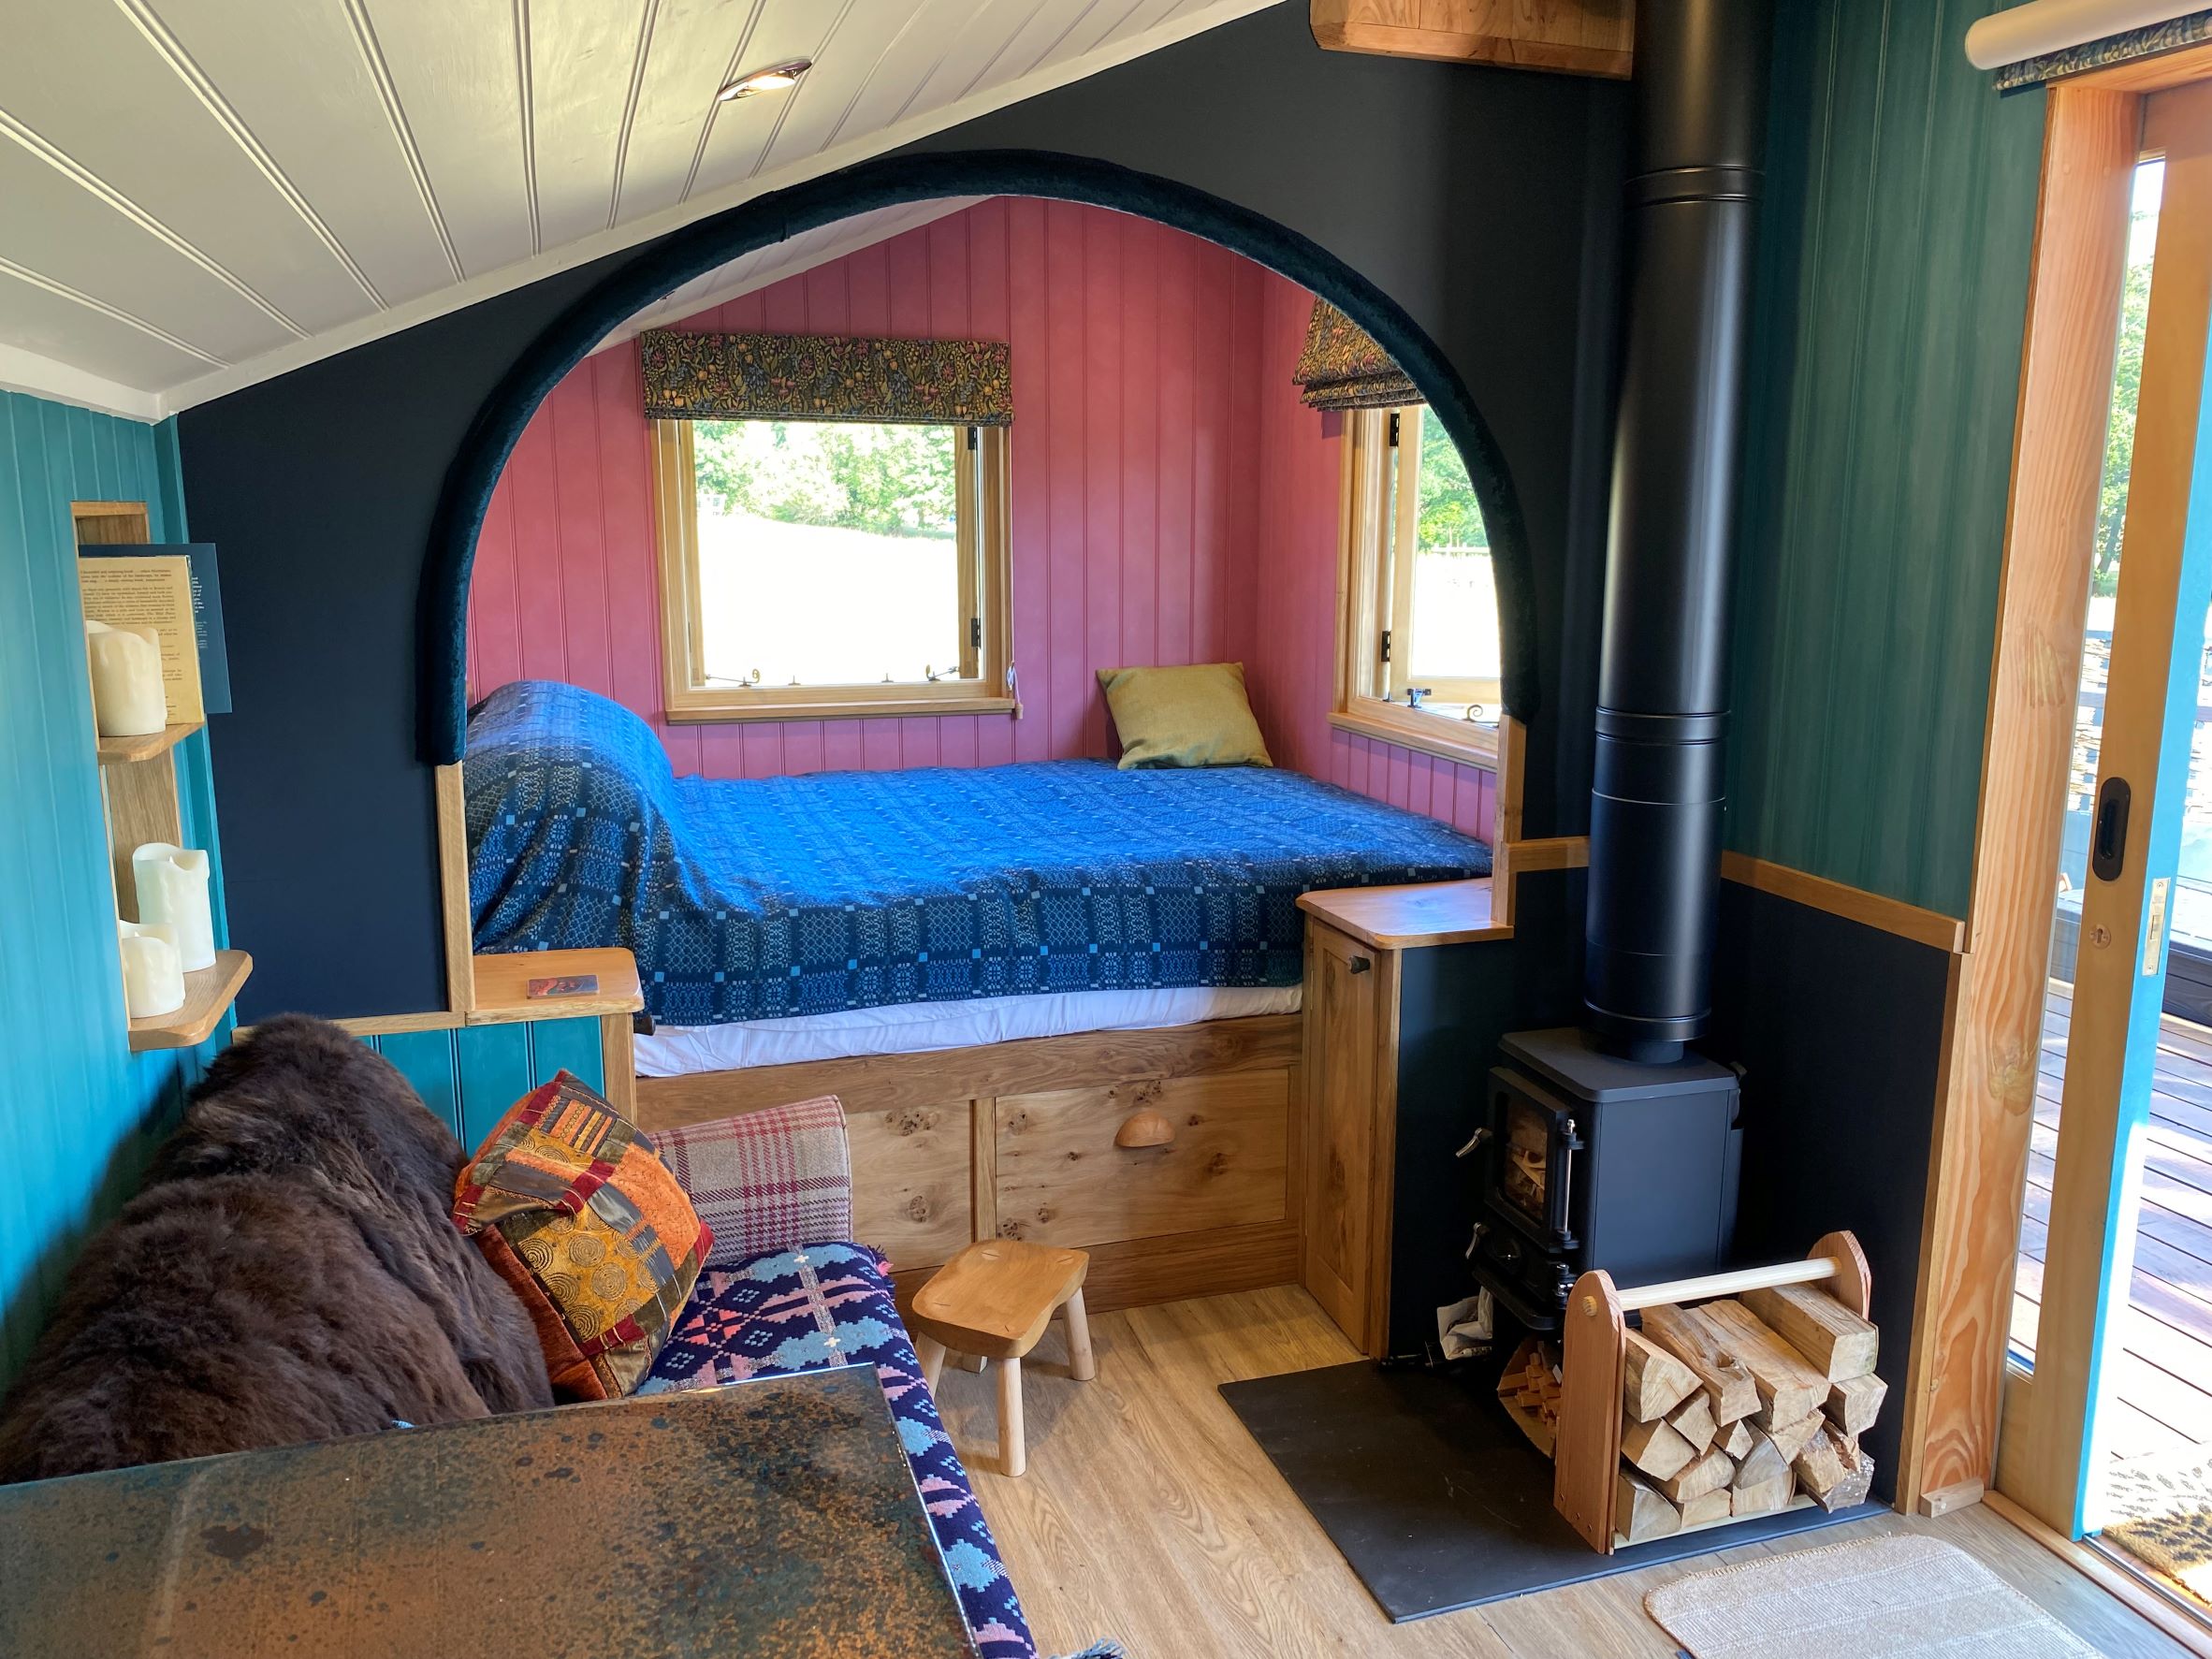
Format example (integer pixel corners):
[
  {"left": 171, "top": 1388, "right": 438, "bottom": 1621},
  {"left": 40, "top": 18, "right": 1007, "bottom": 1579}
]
[{"left": 1095, "top": 662, "right": 1273, "bottom": 770}]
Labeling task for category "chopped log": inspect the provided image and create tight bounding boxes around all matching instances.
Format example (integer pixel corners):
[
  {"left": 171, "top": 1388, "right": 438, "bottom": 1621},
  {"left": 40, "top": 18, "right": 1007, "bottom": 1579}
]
[
  {"left": 1730, "top": 1426, "right": 1790, "bottom": 1492},
  {"left": 1827, "top": 1372, "right": 1887, "bottom": 1438},
  {"left": 1796, "top": 1424, "right": 1874, "bottom": 1512},
  {"left": 1741, "top": 1282, "right": 1880, "bottom": 1382},
  {"left": 1698, "top": 1301, "right": 1828, "bottom": 1429},
  {"left": 1617, "top": 1471, "right": 1682, "bottom": 1544},
  {"left": 1623, "top": 1330, "right": 1702, "bottom": 1422},
  {"left": 1621, "top": 1414, "right": 1696, "bottom": 1481},
  {"left": 1666, "top": 1390, "right": 1717, "bottom": 1455},
  {"left": 1719, "top": 1419, "right": 1754, "bottom": 1460},
  {"left": 1658, "top": 1446, "right": 1736, "bottom": 1506},
  {"left": 1639, "top": 1304, "right": 1759, "bottom": 1424},
  {"left": 1732, "top": 1470, "right": 1796, "bottom": 1518},
  {"left": 1764, "top": 1410, "right": 1826, "bottom": 1464},
  {"left": 1678, "top": 1486, "right": 1734, "bottom": 1529}
]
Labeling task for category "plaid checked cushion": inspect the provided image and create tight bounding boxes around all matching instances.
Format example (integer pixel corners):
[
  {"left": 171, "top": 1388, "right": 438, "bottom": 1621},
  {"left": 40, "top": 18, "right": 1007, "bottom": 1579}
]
[
  {"left": 646, "top": 1098, "right": 853, "bottom": 1266},
  {"left": 454, "top": 1070, "right": 710, "bottom": 1401}
]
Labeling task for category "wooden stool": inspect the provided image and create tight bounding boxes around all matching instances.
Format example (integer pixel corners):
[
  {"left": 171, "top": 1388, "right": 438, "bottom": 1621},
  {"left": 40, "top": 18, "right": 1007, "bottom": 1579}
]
[{"left": 908, "top": 1241, "right": 1094, "bottom": 1477}]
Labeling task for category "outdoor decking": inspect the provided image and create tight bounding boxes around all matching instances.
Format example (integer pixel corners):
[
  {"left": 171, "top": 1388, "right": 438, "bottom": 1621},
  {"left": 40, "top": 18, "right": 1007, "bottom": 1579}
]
[{"left": 2016, "top": 985, "right": 2212, "bottom": 1464}]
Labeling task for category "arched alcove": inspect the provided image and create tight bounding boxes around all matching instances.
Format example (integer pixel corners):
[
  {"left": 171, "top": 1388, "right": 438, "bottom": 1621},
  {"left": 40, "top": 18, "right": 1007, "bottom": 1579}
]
[{"left": 417, "top": 148, "right": 1537, "bottom": 764}]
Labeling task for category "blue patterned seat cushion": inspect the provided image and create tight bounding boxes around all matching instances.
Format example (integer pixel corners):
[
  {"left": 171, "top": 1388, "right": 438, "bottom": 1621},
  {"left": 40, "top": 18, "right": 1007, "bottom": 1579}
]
[
  {"left": 467, "top": 680, "right": 1492, "bottom": 1026},
  {"left": 641, "top": 1243, "right": 1037, "bottom": 1659}
]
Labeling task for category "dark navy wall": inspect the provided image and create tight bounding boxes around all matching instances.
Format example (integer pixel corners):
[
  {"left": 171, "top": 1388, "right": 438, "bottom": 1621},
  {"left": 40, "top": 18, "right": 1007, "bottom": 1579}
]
[{"left": 180, "top": 3, "right": 1626, "bottom": 1019}]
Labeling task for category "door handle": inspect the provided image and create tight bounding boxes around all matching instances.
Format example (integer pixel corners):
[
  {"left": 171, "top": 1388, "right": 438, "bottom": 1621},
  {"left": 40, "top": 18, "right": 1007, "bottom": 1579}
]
[{"left": 2093, "top": 778, "right": 2132, "bottom": 881}]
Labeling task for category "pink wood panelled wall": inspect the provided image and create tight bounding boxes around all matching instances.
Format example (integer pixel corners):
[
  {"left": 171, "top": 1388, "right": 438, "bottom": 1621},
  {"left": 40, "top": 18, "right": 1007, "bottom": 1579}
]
[
  {"left": 1245, "top": 274, "right": 1499, "bottom": 839},
  {"left": 467, "top": 196, "right": 1494, "bottom": 842}
]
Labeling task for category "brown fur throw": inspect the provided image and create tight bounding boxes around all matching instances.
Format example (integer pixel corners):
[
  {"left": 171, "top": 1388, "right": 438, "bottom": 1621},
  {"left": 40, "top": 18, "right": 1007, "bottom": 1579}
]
[{"left": 0, "top": 1016, "right": 552, "bottom": 1484}]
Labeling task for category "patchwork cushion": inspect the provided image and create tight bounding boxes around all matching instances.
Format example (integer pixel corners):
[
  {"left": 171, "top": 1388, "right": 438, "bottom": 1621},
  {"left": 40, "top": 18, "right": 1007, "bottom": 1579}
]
[
  {"left": 645, "top": 1098, "right": 852, "bottom": 1266},
  {"left": 454, "top": 1070, "right": 709, "bottom": 1400},
  {"left": 646, "top": 1243, "right": 1037, "bottom": 1659}
]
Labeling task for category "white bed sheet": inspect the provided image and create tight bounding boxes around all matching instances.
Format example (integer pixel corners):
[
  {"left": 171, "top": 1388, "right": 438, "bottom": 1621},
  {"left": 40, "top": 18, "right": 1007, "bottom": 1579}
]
[{"left": 634, "top": 984, "right": 1302, "bottom": 1076}]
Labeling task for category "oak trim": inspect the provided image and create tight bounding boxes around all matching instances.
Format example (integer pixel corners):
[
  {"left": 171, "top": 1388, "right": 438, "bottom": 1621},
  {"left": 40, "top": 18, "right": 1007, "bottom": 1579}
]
[
  {"left": 1309, "top": 0, "right": 1633, "bottom": 80},
  {"left": 2013, "top": 80, "right": 2212, "bottom": 1535},
  {"left": 435, "top": 762, "right": 474, "bottom": 1015},
  {"left": 335, "top": 1011, "right": 466, "bottom": 1037},
  {"left": 1294, "top": 879, "right": 1506, "bottom": 951},
  {"left": 1902, "top": 83, "right": 2146, "bottom": 1522},
  {"left": 648, "top": 417, "right": 1014, "bottom": 723},
  {"left": 1327, "top": 706, "right": 1501, "bottom": 769},
  {"left": 1718, "top": 851, "right": 1968, "bottom": 954},
  {"left": 633, "top": 1013, "right": 1304, "bottom": 1131}
]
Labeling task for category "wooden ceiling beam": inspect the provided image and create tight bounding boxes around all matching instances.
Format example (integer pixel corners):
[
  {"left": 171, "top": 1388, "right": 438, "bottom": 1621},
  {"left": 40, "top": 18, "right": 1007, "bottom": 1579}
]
[{"left": 1311, "top": 0, "right": 1634, "bottom": 80}]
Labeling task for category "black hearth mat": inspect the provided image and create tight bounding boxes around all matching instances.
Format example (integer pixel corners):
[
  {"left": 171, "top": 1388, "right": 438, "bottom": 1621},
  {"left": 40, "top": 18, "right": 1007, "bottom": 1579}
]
[{"left": 1221, "top": 1360, "right": 1879, "bottom": 1623}]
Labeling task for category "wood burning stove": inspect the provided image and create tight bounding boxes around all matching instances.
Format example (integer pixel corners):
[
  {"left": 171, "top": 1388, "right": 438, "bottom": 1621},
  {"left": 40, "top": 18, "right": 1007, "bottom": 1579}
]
[{"left": 1467, "top": 1027, "right": 1742, "bottom": 1332}]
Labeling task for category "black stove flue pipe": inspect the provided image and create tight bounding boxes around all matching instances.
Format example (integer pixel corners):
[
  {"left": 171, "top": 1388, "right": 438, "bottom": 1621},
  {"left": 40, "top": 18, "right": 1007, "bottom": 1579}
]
[{"left": 1583, "top": 0, "right": 1771, "bottom": 1063}]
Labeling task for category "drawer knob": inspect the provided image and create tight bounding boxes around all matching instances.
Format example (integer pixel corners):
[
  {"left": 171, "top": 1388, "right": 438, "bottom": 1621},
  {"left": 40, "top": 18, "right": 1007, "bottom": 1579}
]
[{"left": 1114, "top": 1108, "right": 1176, "bottom": 1149}]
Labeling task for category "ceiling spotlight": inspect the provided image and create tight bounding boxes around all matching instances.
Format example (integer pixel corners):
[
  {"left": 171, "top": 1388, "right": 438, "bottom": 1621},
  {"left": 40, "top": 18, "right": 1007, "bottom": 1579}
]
[{"left": 717, "top": 59, "right": 812, "bottom": 102}]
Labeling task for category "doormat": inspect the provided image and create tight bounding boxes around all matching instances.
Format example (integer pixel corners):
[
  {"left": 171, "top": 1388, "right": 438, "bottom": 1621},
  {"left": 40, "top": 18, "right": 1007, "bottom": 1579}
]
[
  {"left": 2104, "top": 1447, "right": 2212, "bottom": 1611},
  {"left": 1645, "top": 1534, "right": 2097, "bottom": 1657},
  {"left": 1219, "top": 1361, "right": 1876, "bottom": 1623}
]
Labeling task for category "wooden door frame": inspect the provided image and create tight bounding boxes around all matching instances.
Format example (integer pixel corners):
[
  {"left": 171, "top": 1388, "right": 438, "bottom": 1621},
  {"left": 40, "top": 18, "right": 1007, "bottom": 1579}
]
[
  {"left": 1903, "top": 62, "right": 2212, "bottom": 1526},
  {"left": 2011, "top": 79, "right": 2212, "bottom": 1535}
]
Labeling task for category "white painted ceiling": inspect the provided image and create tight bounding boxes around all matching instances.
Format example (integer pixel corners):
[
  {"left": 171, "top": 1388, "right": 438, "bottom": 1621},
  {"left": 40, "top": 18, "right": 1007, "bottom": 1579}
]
[
  {"left": 0, "top": 0, "right": 1277, "bottom": 422},
  {"left": 594, "top": 196, "right": 984, "bottom": 352}
]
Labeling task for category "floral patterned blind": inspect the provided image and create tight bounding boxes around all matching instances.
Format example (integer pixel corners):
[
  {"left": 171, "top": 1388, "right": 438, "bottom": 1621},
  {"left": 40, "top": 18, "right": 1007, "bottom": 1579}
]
[
  {"left": 1292, "top": 299, "right": 1419, "bottom": 412},
  {"left": 1993, "top": 9, "right": 2212, "bottom": 89},
  {"left": 638, "top": 328, "right": 1013, "bottom": 425}
]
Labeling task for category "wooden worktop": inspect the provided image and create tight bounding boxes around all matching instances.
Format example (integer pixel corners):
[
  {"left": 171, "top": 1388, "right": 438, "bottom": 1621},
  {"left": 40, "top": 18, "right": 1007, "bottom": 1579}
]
[{"left": 1297, "top": 879, "right": 1507, "bottom": 951}]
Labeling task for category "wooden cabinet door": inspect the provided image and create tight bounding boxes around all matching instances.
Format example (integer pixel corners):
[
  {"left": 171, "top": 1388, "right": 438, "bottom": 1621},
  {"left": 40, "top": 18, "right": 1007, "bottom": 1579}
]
[{"left": 1302, "top": 921, "right": 1398, "bottom": 1355}]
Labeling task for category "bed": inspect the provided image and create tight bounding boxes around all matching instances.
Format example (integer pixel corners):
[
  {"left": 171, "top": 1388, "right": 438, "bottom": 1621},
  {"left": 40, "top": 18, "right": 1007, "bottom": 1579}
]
[
  {"left": 463, "top": 678, "right": 1497, "bottom": 1314},
  {"left": 467, "top": 678, "right": 1491, "bottom": 1039}
]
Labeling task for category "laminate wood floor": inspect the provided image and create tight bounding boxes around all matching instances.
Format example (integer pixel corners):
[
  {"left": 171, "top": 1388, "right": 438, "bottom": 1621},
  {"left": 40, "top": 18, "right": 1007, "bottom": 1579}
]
[{"left": 926, "top": 1285, "right": 2195, "bottom": 1658}]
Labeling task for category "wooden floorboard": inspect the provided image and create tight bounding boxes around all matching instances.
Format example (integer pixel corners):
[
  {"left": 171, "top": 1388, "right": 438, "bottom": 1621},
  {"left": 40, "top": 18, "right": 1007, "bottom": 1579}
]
[{"left": 927, "top": 1286, "right": 2194, "bottom": 1657}]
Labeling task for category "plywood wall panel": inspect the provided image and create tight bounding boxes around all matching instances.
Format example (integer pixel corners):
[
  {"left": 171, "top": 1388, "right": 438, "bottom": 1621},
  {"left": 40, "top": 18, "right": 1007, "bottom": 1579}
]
[
  {"left": 0, "top": 392, "right": 223, "bottom": 1390},
  {"left": 1726, "top": 0, "right": 2045, "bottom": 916}
]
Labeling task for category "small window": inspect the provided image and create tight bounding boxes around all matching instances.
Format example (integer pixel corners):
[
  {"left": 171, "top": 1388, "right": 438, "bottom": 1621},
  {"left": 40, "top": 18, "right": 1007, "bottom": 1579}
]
[
  {"left": 651, "top": 416, "right": 1011, "bottom": 721},
  {"left": 1332, "top": 404, "right": 1502, "bottom": 765}
]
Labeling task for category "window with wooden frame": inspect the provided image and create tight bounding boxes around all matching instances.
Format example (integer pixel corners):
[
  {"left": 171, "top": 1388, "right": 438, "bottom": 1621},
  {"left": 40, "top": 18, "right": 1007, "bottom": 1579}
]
[
  {"left": 651, "top": 415, "right": 1012, "bottom": 722},
  {"left": 1332, "top": 403, "right": 1503, "bottom": 767}
]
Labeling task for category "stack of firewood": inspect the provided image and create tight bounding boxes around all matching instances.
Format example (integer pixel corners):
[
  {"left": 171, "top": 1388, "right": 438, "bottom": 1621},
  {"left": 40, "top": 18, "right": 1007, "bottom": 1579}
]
[
  {"left": 1498, "top": 1339, "right": 1565, "bottom": 1453},
  {"left": 1614, "top": 1282, "right": 1885, "bottom": 1544}
]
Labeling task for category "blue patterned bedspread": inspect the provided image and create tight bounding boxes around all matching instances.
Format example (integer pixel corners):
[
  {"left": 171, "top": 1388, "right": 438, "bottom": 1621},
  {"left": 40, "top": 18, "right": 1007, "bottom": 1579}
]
[{"left": 467, "top": 680, "right": 1491, "bottom": 1026}]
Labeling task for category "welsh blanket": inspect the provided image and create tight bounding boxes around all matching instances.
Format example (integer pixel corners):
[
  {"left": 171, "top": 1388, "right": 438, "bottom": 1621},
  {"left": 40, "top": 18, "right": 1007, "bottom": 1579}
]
[
  {"left": 642, "top": 1243, "right": 1037, "bottom": 1659},
  {"left": 468, "top": 679, "right": 1492, "bottom": 1026}
]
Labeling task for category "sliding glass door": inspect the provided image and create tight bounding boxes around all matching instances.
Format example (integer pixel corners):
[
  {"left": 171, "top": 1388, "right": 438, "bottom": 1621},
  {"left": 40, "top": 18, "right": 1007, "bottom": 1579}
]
[{"left": 2011, "top": 82, "right": 2212, "bottom": 1575}]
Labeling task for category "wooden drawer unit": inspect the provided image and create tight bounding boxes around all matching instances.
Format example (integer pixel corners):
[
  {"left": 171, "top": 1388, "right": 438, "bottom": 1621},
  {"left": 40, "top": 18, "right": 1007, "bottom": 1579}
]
[
  {"left": 993, "top": 1070, "right": 1292, "bottom": 1249},
  {"left": 846, "top": 1099, "right": 973, "bottom": 1272}
]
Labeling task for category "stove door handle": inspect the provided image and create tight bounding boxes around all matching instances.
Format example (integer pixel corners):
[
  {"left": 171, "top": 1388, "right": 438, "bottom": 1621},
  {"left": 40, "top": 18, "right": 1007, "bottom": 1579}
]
[{"left": 1454, "top": 1127, "right": 1492, "bottom": 1158}]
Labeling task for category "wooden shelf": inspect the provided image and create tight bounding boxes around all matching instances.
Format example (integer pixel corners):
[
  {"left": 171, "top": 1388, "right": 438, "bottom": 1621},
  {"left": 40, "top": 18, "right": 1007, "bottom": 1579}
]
[
  {"left": 470, "top": 948, "right": 644, "bottom": 1025},
  {"left": 129, "top": 949, "right": 252, "bottom": 1052},
  {"left": 96, "top": 721, "right": 202, "bottom": 765},
  {"left": 1297, "top": 880, "right": 1507, "bottom": 950}
]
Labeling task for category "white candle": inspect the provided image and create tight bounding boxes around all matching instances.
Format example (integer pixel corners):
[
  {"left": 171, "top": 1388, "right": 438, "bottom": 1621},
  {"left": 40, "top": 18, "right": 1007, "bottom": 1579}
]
[
  {"left": 133, "top": 843, "right": 215, "bottom": 971},
  {"left": 86, "top": 619, "right": 167, "bottom": 736},
  {"left": 118, "top": 921, "right": 186, "bottom": 1020}
]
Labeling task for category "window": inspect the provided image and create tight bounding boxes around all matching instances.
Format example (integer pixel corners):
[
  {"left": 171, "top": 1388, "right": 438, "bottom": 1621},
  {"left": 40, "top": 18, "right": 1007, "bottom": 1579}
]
[
  {"left": 651, "top": 415, "right": 1011, "bottom": 721},
  {"left": 1332, "top": 403, "right": 1502, "bottom": 765}
]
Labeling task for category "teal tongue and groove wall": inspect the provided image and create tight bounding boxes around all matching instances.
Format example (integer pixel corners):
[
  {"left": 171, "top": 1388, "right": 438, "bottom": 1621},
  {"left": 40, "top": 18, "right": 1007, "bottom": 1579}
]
[{"left": 0, "top": 390, "right": 228, "bottom": 1388}]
